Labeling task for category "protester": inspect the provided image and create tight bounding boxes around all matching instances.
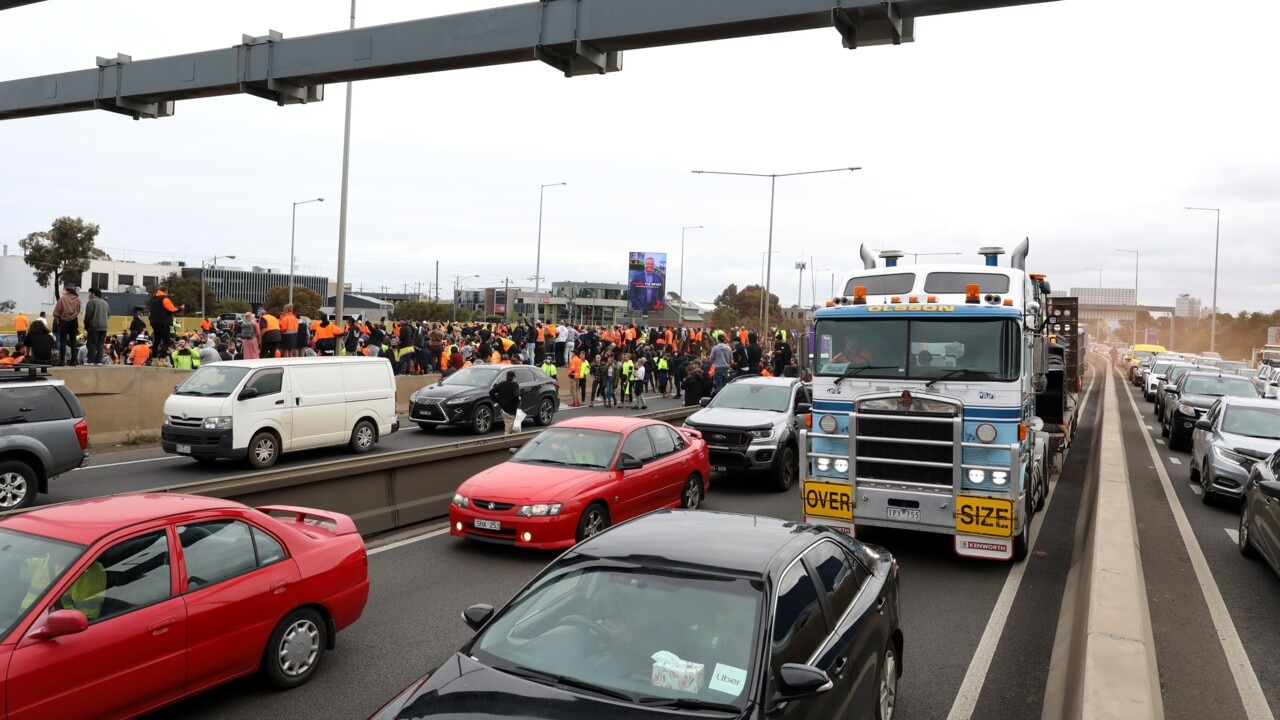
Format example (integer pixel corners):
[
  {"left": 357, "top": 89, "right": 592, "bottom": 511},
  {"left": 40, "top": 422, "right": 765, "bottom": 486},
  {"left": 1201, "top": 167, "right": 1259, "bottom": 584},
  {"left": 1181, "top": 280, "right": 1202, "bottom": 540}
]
[
  {"left": 52, "top": 286, "right": 81, "bottom": 366},
  {"left": 83, "top": 287, "right": 110, "bottom": 365}
]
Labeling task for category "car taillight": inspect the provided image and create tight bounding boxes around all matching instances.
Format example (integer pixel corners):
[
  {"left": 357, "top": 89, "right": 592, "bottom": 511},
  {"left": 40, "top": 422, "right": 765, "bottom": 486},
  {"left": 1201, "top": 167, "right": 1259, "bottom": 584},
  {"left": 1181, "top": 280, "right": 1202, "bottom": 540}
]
[
  {"left": 553, "top": 381, "right": 560, "bottom": 390},
  {"left": 74, "top": 420, "right": 89, "bottom": 450}
]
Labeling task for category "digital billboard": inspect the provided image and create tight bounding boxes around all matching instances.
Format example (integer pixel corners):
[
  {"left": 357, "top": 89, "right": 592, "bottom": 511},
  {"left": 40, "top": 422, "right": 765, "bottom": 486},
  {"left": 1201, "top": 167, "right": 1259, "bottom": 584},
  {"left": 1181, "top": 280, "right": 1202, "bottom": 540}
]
[{"left": 628, "top": 251, "right": 667, "bottom": 313}]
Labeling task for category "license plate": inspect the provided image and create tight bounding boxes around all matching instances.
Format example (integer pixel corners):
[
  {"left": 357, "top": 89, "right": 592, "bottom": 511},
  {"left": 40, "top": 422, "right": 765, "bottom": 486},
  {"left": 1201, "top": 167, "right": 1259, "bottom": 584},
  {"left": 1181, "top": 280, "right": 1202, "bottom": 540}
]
[
  {"left": 175, "top": 444, "right": 192, "bottom": 455},
  {"left": 886, "top": 507, "right": 920, "bottom": 522},
  {"left": 474, "top": 519, "right": 501, "bottom": 531},
  {"left": 712, "top": 465, "right": 728, "bottom": 473},
  {"left": 955, "top": 496, "right": 1014, "bottom": 538}
]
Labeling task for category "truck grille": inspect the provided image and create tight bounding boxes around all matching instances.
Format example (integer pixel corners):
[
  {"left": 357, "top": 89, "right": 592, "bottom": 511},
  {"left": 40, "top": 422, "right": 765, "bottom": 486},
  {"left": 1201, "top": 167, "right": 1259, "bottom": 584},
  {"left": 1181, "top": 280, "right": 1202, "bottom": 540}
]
[
  {"left": 853, "top": 411, "right": 955, "bottom": 487},
  {"left": 699, "top": 428, "right": 751, "bottom": 449}
]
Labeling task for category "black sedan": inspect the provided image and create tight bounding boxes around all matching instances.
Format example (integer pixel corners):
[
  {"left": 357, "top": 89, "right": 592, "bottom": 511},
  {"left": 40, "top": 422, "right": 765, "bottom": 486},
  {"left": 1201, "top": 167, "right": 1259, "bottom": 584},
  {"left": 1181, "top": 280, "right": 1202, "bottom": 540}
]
[
  {"left": 1161, "top": 372, "right": 1258, "bottom": 451},
  {"left": 369, "top": 510, "right": 903, "bottom": 720},
  {"left": 1239, "top": 450, "right": 1280, "bottom": 574},
  {"left": 409, "top": 365, "right": 560, "bottom": 434}
]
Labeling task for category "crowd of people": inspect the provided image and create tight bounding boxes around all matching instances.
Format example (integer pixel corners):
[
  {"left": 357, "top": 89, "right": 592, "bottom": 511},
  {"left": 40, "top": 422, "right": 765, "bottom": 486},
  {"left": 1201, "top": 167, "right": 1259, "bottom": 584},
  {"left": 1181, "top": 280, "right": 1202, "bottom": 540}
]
[{"left": 2, "top": 287, "right": 807, "bottom": 405}]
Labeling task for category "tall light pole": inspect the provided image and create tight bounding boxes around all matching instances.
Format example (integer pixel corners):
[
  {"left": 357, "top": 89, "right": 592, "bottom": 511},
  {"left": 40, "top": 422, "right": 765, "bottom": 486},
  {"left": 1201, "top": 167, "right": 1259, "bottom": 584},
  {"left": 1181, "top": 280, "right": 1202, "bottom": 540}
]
[
  {"left": 200, "top": 254, "right": 236, "bottom": 319},
  {"left": 795, "top": 260, "right": 807, "bottom": 308},
  {"left": 532, "top": 182, "right": 566, "bottom": 326},
  {"left": 1117, "top": 249, "right": 1139, "bottom": 347},
  {"left": 1185, "top": 207, "right": 1221, "bottom": 353},
  {"left": 759, "top": 250, "right": 780, "bottom": 327},
  {"left": 679, "top": 225, "right": 703, "bottom": 322},
  {"left": 334, "top": 0, "right": 357, "bottom": 344},
  {"left": 693, "top": 166, "right": 860, "bottom": 337},
  {"left": 1084, "top": 267, "right": 1103, "bottom": 287},
  {"left": 453, "top": 274, "right": 479, "bottom": 323},
  {"left": 289, "top": 197, "right": 324, "bottom": 306}
]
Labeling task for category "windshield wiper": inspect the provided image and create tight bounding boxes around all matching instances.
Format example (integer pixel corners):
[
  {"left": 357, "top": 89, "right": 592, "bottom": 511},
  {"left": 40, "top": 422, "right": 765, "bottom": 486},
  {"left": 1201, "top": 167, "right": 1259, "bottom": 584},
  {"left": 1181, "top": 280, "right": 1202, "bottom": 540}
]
[
  {"left": 637, "top": 696, "right": 741, "bottom": 712},
  {"left": 495, "top": 664, "right": 635, "bottom": 702},
  {"left": 833, "top": 365, "right": 896, "bottom": 385},
  {"left": 519, "top": 458, "right": 569, "bottom": 465},
  {"left": 924, "top": 369, "right": 971, "bottom": 389}
]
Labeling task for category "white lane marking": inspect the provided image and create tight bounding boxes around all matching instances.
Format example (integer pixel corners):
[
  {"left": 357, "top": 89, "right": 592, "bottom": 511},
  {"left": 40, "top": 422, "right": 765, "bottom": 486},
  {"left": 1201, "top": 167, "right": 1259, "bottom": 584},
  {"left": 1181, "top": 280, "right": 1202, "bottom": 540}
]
[
  {"left": 946, "top": 372, "right": 1096, "bottom": 720},
  {"left": 1146, "top": 425, "right": 1154, "bottom": 431},
  {"left": 368, "top": 527, "right": 450, "bottom": 555},
  {"left": 75, "top": 455, "right": 184, "bottom": 471},
  {"left": 1156, "top": 439, "right": 1166, "bottom": 445},
  {"left": 1191, "top": 485, "right": 1203, "bottom": 496},
  {"left": 1169, "top": 457, "right": 1181, "bottom": 465},
  {"left": 1119, "top": 376, "right": 1273, "bottom": 720},
  {"left": 1227, "top": 528, "right": 1240, "bottom": 544}
]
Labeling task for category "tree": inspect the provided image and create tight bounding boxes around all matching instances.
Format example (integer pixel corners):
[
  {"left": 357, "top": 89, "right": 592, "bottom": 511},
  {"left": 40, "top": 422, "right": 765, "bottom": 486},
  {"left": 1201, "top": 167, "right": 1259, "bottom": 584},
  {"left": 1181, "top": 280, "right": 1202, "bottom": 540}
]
[
  {"left": 0, "top": 299, "right": 15, "bottom": 313},
  {"left": 213, "top": 298, "right": 252, "bottom": 316},
  {"left": 712, "top": 283, "right": 782, "bottom": 329},
  {"left": 146, "top": 273, "right": 210, "bottom": 316},
  {"left": 20, "top": 216, "right": 110, "bottom": 299},
  {"left": 263, "top": 285, "right": 322, "bottom": 319}
]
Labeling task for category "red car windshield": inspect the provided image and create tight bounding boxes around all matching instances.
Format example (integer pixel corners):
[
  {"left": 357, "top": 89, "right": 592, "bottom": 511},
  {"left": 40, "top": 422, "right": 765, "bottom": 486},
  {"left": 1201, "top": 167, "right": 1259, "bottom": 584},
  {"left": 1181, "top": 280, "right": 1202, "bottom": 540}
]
[
  {"left": 512, "top": 428, "right": 622, "bottom": 470},
  {"left": 0, "top": 528, "right": 86, "bottom": 637}
]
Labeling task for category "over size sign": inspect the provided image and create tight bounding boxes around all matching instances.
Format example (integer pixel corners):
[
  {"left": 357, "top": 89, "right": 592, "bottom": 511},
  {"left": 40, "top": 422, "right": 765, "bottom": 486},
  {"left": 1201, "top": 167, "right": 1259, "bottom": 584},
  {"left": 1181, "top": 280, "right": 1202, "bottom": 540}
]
[{"left": 802, "top": 480, "right": 854, "bottom": 522}]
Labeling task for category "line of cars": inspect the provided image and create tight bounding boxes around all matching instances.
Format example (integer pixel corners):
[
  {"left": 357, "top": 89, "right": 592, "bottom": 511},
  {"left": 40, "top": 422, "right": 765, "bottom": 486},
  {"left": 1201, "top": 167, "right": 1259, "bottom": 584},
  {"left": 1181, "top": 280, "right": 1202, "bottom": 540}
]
[{"left": 1129, "top": 353, "right": 1280, "bottom": 583}]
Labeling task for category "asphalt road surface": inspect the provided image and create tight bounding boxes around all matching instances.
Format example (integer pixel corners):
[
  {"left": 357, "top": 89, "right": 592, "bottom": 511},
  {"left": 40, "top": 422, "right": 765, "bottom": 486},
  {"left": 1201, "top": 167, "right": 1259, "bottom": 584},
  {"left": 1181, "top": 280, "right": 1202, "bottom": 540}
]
[{"left": 130, "top": 373, "right": 1104, "bottom": 720}]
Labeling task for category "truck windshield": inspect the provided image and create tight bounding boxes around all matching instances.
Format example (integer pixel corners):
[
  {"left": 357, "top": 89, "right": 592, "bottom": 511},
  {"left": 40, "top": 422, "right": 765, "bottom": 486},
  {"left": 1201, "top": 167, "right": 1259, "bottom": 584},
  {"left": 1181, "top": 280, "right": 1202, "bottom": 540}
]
[{"left": 813, "top": 318, "right": 1020, "bottom": 382}]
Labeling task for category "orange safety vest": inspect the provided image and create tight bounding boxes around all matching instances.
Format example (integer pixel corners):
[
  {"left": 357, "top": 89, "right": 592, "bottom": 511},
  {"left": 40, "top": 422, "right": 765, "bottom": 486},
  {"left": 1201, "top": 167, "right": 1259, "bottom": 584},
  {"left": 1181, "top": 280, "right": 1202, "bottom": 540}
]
[
  {"left": 130, "top": 345, "right": 150, "bottom": 366},
  {"left": 14, "top": 314, "right": 29, "bottom": 332},
  {"left": 279, "top": 312, "right": 298, "bottom": 333},
  {"left": 625, "top": 328, "right": 636, "bottom": 341},
  {"left": 261, "top": 314, "right": 281, "bottom": 332},
  {"left": 200, "top": 319, "right": 212, "bottom": 332},
  {"left": 569, "top": 355, "right": 583, "bottom": 379},
  {"left": 536, "top": 326, "right": 544, "bottom": 342}
]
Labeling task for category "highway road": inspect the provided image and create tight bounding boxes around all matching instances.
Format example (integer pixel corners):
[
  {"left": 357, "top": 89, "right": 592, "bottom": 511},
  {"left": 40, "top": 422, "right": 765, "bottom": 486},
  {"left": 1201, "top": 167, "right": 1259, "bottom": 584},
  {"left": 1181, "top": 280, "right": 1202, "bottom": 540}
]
[{"left": 115, "top": 371, "right": 1104, "bottom": 720}]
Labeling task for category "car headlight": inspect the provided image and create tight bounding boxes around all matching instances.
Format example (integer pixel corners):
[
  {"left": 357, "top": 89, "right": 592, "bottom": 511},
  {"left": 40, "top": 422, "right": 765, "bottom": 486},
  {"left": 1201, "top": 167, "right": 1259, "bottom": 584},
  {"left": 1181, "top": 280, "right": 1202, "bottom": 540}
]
[
  {"left": 968, "top": 469, "right": 985, "bottom": 484},
  {"left": 816, "top": 458, "right": 831, "bottom": 471},
  {"left": 452, "top": 493, "right": 469, "bottom": 509},
  {"left": 516, "top": 503, "right": 563, "bottom": 517},
  {"left": 1213, "top": 445, "right": 1254, "bottom": 465},
  {"left": 1177, "top": 403, "right": 1198, "bottom": 416},
  {"left": 202, "top": 416, "right": 232, "bottom": 430},
  {"left": 748, "top": 427, "right": 775, "bottom": 440},
  {"left": 446, "top": 396, "right": 472, "bottom": 405},
  {"left": 409, "top": 392, "right": 420, "bottom": 403}
]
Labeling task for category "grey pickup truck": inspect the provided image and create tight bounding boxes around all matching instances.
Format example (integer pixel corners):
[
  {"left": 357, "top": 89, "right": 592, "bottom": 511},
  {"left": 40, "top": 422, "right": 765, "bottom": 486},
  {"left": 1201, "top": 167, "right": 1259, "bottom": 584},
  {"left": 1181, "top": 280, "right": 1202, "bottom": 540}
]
[{"left": 682, "top": 375, "right": 811, "bottom": 492}]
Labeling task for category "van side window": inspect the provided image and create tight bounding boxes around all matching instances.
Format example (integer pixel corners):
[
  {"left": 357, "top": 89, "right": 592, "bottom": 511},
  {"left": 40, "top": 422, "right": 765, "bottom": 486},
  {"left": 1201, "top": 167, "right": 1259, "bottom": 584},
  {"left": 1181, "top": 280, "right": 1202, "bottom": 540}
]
[{"left": 247, "top": 370, "right": 283, "bottom": 397}]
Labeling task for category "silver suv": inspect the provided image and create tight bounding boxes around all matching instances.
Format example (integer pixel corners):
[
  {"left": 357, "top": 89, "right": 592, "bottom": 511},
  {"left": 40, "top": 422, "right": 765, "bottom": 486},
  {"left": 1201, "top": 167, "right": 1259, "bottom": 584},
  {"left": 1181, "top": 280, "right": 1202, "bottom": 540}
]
[
  {"left": 682, "top": 376, "right": 810, "bottom": 492},
  {"left": 0, "top": 366, "right": 89, "bottom": 510}
]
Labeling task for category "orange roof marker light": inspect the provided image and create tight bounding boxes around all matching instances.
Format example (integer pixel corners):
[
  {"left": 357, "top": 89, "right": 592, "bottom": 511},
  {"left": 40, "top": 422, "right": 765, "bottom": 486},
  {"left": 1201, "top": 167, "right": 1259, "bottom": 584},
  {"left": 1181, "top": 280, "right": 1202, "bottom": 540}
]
[
  {"left": 891, "top": 296, "right": 901, "bottom": 303},
  {"left": 852, "top": 285, "right": 868, "bottom": 305},
  {"left": 927, "top": 295, "right": 938, "bottom": 303},
  {"left": 965, "top": 283, "right": 981, "bottom": 304},
  {"left": 1004, "top": 298, "right": 1014, "bottom": 306},
  {"left": 908, "top": 296, "right": 918, "bottom": 303}
]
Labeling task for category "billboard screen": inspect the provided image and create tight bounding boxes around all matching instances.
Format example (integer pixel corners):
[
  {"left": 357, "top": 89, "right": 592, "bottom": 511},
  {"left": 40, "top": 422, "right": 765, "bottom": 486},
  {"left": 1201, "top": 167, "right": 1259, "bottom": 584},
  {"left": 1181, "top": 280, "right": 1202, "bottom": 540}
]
[{"left": 628, "top": 251, "right": 668, "bottom": 313}]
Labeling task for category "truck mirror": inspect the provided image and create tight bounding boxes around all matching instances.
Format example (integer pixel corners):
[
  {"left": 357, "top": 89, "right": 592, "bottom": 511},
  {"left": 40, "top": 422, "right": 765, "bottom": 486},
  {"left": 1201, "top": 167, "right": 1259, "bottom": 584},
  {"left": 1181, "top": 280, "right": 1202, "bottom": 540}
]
[{"left": 1031, "top": 336, "right": 1048, "bottom": 393}]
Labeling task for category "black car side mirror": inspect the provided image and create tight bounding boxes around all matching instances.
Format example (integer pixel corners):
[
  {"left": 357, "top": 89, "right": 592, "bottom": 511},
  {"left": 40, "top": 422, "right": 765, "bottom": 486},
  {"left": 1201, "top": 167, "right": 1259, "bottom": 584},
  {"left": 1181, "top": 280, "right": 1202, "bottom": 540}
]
[
  {"left": 699, "top": 397, "right": 711, "bottom": 407},
  {"left": 508, "top": 447, "right": 519, "bottom": 456},
  {"left": 1259, "top": 481, "right": 1280, "bottom": 502},
  {"left": 237, "top": 387, "right": 260, "bottom": 401},
  {"left": 1194, "top": 419, "right": 1212, "bottom": 431},
  {"left": 795, "top": 402, "right": 812, "bottom": 415},
  {"left": 462, "top": 603, "right": 495, "bottom": 631},
  {"left": 618, "top": 456, "right": 644, "bottom": 471},
  {"left": 775, "top": 663, "right": 833, "bottom": 699}
]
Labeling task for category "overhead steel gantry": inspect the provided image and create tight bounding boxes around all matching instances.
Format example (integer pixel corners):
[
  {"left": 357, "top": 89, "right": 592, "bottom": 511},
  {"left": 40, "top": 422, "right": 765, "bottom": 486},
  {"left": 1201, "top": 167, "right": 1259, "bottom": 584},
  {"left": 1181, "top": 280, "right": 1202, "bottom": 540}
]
[{"left": 0, "top": 0, "right": 1054, "bottom": 122}]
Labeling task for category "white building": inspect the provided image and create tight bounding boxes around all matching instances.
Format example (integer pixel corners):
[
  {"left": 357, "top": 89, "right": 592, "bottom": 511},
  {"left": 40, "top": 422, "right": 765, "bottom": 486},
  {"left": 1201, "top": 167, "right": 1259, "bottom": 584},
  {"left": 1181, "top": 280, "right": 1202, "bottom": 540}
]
[{"left": 1175, "top": 293, "right": 1202, "bottom": 319}]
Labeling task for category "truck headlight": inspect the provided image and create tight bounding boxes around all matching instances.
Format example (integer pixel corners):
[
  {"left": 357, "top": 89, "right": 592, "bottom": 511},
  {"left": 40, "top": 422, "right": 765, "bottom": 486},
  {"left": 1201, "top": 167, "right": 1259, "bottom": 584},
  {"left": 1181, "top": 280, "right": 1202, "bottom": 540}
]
[
  {"left": 816, "top": 458, "right": 831, "bottom": 471},
  {"left": 748, "top": 428, "right": 774, "bottom": 440},
  {"left": 452, "top": 493, "right": 469, "bottom": 509},
  {"left": 991, "top": 470, "right": 1009, "bottom": 486},
  {"left": 516, "top": 503, "right": 563, "bottom": 517},
  {"left": 968, "top": 469, "right": 985, "bottom": 484},
  {"left": 834, "top": 459, "right": 849, "bottom": 473},
  {"left": 202, "top": 416, "right": 232, "bottom": 430}
]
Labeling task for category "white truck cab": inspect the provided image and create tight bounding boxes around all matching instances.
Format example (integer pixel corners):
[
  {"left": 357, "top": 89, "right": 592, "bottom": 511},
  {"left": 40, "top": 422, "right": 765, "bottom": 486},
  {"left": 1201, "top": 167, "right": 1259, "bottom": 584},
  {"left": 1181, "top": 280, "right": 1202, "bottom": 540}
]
[{"left": 160, "top": 357, "right": 398, "bottom": 468}]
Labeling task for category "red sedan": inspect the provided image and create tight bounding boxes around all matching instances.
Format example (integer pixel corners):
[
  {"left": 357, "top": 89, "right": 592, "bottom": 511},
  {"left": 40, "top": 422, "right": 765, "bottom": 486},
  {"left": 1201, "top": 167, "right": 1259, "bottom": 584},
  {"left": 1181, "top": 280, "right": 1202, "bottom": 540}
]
[
  {"left": 450, "top": 416, "right": 710, "bottom": 549},
  {"left": 0, "top": 494, "right": 369, "bottom": 720}
]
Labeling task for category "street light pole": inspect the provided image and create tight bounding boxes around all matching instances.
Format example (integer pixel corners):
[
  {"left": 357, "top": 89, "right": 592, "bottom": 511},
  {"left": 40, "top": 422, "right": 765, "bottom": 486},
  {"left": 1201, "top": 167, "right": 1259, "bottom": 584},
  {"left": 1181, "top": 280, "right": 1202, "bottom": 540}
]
[
  {"left": 334, "top": 0, "right": 357, "bottom": 347},
  {"left": 1117, "top": 249, "right": 1139, "bottom": 347},
  {"left": 200, "top": 254, "right": 236, "bottom": 319},
  {"left": 532, "top": 182, "right": 566, "bottom": 326},
  {"left": 679, "top": 225, "right": 702, "bottom": 322},
  {"left": 795, "top": 260, "right": 806, "bottom": 308},
  {"left": 289, "top": 197, "right": 324, "bottom": 306},
  {"left": 692, "top": 166, "right": 860, "bottom": 338},
  {"left": 1185, "top": 207, "right": 1221, "bottom": 353},
  {"left": 759, "top": 250, "right": 780, "bottom": 327}
]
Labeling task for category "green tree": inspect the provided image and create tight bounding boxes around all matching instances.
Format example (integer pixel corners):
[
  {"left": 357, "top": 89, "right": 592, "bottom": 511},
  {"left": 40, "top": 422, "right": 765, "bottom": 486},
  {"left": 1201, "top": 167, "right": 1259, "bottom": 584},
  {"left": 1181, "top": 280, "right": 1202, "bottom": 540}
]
[
  {"left": 20, "top": 216, "right": 110, "bottom": 299},
  {"left": 712, "top": 283, "right": 782, "bottom": 329},
  {"left": 0, "top": 299, "right": 15, "bottom": 313},
  {"left": 146, "top": 273, "right": 211, "bottom": 316},
  {"left": 213, "top": 298, "right": 252, "bottom": 316},
  {"left": 263, "top": 285, "right": 322, "bottom": 319}
]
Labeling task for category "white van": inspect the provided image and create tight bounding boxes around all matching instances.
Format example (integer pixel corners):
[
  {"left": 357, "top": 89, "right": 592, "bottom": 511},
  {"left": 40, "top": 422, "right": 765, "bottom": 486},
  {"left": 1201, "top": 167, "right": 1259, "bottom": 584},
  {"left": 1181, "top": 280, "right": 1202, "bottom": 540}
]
[{"left": 160, "top": 357, "right": 399, "bottom": 468}]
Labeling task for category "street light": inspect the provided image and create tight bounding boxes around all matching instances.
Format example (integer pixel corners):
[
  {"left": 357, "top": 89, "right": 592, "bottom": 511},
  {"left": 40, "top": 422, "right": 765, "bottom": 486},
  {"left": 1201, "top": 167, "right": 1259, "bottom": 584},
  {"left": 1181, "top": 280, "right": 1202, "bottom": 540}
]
[
  {"left": 679, "top": 225, "right": 703, "bottom": 322},
  {"left": 289, "top": 197, "right": 324, "bottom": 306},
  {"left": 1084, "top": 267, "right": 1103, "bottom": 288},
  {"left": 1185, "top": 207, "right": 1221, "bottom": 353},
  {"left": 759, "top": 250, "right": 780, "bottom": 327},
  {"left": 795, "top": 260, "right": 807, "bottom": 308},
  {"left": 200, "top": 254, "right": 236, "bottom": 319},
  {"left": 453, "top": 274, "right": 479, "bottom": 323},
  {"left": 532, "top": 182, "right": 566, "bottom": 326},
  {"left": 1117, "top": 249, "right": 1139, "bottom": 347},
  {"left": 693, "top": 166, "right": 860, "bottom": 338}
]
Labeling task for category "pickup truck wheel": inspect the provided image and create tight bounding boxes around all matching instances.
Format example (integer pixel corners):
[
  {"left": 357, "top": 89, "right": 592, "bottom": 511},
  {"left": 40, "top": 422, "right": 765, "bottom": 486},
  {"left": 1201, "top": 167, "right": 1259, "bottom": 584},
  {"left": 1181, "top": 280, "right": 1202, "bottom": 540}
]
[
  {"left": 772, "top": 445, "right": 796, "bottom": 492},
  {"left": 0, "top": 460, "right": 37, "bottom": 511}
]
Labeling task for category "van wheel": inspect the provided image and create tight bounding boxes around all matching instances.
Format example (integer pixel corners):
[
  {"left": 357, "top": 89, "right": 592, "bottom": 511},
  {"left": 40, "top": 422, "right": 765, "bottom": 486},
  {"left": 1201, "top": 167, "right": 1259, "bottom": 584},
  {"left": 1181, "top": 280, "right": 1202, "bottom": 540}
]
[
  {"left": 349, "top": 420, "right": 377, "bottom": 454},
  {"left": 471, "top": 405, "right": 494, "bottom": 435},
  {"left": 262, "top": 608, "right": 327, "bottom": 689},
  {"left": 0, "top": 460, "right": 37, "bottom": 511},
  {"left": 248, "top": 431, "right": 280, "bottom": 469},
  {"left": 534, "top": 397, "right": 556, "bottom": 426}
]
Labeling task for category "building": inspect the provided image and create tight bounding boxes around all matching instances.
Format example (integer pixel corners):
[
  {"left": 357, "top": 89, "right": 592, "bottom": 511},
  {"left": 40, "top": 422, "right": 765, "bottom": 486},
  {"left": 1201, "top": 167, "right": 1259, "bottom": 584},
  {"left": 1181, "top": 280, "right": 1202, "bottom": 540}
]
[
  {"left": 1175, "top": 293, "right": 1202, "bottom": 319},
  {"left": 322, "top": 293, "right": 392, "bottom": 323},
  {"left": 1056, "top": 287, "right": 1172, "bottom": 343},
  {"left": 181, "top": 265, "right": 329, "bottom": 308},
  {"left": 0, "top": 252, "right": 183, "bottom": 315}
]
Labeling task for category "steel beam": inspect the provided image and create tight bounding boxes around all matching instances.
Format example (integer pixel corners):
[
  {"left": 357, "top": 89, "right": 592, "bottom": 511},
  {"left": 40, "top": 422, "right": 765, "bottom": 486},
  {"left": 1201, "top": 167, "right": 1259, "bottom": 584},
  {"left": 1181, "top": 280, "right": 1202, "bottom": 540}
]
[{"left": 0, "top": 0, "right": 1056, "bottom": 121}]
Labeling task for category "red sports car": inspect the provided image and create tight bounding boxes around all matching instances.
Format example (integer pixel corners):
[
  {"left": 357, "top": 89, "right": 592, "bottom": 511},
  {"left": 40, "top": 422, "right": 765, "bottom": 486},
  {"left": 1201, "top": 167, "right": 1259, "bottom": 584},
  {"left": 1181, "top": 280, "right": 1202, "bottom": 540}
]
[
  {"left": 450, "top": 416, "right": 710, "bottom": 549},
  {"left": 0, "top": 493, "right": 369, "bottom": 720}
]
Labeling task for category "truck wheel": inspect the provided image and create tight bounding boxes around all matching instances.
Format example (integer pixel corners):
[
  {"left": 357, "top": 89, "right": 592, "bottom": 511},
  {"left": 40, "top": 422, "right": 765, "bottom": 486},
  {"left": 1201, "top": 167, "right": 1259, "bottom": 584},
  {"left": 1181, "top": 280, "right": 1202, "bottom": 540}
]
[
  {"left": 248, "top": 431, "right": 280, "bottom": 469},
  {"left": 471, "top": 405, "right": 494, "bottom": 435},
  {"left": 772, "top": 445, "right": 797, "bottom": 492},
  {"left": 1033, "top": 458, "right": 1047, "bottom": 512},
  {"left": 0, "top": 460, "right": 38, "bottom": 511},
  {"left": 349, "top": 419, "right": 377, "bottom": 454},
  {"left": 1012, "top": 496, "right": 1031, "bottom": 562}
]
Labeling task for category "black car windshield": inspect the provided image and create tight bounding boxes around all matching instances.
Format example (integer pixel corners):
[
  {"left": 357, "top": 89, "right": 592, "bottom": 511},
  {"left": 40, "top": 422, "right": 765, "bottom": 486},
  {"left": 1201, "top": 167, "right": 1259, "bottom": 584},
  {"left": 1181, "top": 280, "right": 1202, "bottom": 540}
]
[
  {"left": 1222, "top": 407, "right": 1280, "bottom": 440},
  {"left": 174, "top": 366, "right": 251, "bottom": 396},
  {"left": 1183, "top": 376, "right": 1257, "bottom": 398},
  {"left": 440, "top": 366, "right": 502, "bottom": 388},
  {"left": 813, "top": 318, "right": 1019, "bottom": 382},
  {"left": 0, "top": 528, "right": 86, "bottom": 638},
  {"left": 513, "top": 428, "right": 621, "bottom": 469},
  {"left": 709, "top": 384, "right": 791, "bottom": 412},
  {"left": 471, "top": 562, "right": 762, "bottom": 710}
]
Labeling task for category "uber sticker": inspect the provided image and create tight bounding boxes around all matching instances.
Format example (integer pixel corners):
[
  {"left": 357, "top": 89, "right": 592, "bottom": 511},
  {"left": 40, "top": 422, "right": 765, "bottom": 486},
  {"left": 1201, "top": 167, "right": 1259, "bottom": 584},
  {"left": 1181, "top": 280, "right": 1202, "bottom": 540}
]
[{"left": 709, "top": 663, "right": 748, "bottom": 696}]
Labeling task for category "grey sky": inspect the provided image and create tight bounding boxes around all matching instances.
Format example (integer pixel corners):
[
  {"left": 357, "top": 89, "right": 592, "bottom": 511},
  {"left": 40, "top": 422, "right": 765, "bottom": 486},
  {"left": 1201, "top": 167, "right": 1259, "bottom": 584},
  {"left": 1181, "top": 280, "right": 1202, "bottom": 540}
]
[{"left": 2, "top": 0, "right": 1276, "bottom": 315}]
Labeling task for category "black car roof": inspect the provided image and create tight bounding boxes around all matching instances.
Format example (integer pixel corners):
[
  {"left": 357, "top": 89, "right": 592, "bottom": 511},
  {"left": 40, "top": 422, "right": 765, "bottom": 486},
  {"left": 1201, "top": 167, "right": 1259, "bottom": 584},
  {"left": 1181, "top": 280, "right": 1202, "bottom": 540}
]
[{"left": 568, "top": 510, "right": 833, "bottom": 578}]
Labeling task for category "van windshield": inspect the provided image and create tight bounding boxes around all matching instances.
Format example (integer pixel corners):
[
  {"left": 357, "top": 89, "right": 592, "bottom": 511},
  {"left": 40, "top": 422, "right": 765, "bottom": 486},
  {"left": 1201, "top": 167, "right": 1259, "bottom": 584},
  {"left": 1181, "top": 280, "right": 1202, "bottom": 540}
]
[{"left": 175, "top": 366, "right": 252, "bottom": 396}]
